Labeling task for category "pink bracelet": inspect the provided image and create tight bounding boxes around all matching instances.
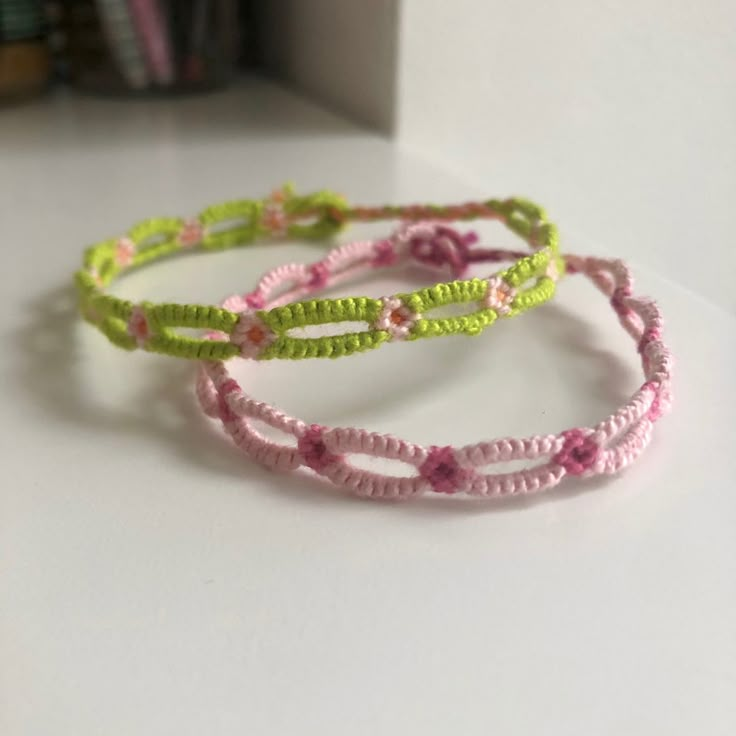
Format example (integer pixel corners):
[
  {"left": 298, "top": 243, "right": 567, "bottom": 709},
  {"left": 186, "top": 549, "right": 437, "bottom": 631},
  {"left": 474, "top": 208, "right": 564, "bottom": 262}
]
[{"left": 196, "top": 227, "right": 673, "bottom": 500}]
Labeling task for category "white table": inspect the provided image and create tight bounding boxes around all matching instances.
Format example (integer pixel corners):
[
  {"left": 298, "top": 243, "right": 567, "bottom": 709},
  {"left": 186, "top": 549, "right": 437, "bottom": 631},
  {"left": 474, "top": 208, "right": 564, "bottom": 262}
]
[{"left": 1, "top": 77, "right": 734, "bottom": 735}]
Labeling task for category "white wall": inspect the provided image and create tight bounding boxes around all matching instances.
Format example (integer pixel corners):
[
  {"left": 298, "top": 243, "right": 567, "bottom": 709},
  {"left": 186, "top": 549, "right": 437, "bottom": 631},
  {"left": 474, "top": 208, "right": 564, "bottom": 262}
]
[
  {"left": 255, "top": 0, "right": 735, "bottom": 308},
  {"left": 256, "top": 0, "right": 399, "bottom": 132},
  {"left": 397, "top": 0, "right": 736, "bottom": 309}
]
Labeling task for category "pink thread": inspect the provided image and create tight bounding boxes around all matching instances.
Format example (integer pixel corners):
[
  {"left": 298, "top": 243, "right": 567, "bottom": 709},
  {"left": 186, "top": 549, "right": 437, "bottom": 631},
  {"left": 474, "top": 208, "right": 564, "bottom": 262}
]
[
  {"left": 402, "top": 222, "right": 479, "bottom": 277},
  {"left": 552, "top": 430, "right": 601, "bottom": 476},
  {"left": 196, "top": 230, "right": 673, "bottom": 500},
  {"left": 419, "top": 446, "right": 473, "bottom": 494},
  {"left": 308, "top": 263, "right": 330, "bottom": 288},
  {"left": 244, "top": 292, "right": 265, "bottom": 309},
  {"left": 298, "top": 425, "right": 342, "bottom": 472},
  {"left": 638, "top": 327, "right": 661, "bottom": 353},
  {"left": 217, "top": 380, "right": 240, "bottom": 422},
  {"left": 127, "top": 306, "right": 150, "bottom": 347},
  {"left": 611, "top": 286, "right": 633, "bottom": 319},
  {"left": 396, "top": 221, "right": 521, "bottom": 278},
  {"left": 371, "top": 239, "right": 397, "bottom": 267}
]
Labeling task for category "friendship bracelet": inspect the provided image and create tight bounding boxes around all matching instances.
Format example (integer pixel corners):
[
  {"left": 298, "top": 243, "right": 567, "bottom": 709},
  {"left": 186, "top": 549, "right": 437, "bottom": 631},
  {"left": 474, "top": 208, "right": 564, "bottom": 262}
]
[
  {"left": 74, "top": 186, "right": 562, "bottom": 361},
  {"left": 196, "top": 244, "right": 673, "bottom": 500}
]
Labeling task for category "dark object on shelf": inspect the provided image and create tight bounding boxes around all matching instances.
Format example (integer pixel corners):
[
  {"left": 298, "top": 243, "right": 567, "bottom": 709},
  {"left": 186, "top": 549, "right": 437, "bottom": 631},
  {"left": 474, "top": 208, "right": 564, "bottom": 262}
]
[
  {"left": 0, "top": 0, "right": 50, "bottom": 99},
  {"left": 63, "top": 0, "right": 239, "bottom": 95}
]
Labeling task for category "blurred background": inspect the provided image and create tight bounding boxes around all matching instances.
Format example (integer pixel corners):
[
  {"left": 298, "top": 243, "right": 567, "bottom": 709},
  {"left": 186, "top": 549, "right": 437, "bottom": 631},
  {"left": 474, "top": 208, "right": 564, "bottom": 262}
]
[{"left": 1, "top": 0, "right": 734, "bottom": 310}]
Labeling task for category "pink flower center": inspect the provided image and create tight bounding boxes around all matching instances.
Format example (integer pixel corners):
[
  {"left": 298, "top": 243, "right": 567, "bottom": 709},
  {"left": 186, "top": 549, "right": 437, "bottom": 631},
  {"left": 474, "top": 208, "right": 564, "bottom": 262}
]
[
  {"left": 419, "top": 446, "right": 470, "bottom": 494},
  {"left": 298, "top": 425, "right": 341, "bottom": 472},
  {"left": 553, "top": 430, "right": 600, "bottom": 476}
]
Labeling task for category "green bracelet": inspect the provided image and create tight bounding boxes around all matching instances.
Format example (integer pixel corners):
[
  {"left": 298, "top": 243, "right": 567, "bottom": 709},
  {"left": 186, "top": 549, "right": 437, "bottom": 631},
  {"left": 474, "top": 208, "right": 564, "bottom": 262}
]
[{"left": 75, "top": 186, "right": 562, "bottom": 361}]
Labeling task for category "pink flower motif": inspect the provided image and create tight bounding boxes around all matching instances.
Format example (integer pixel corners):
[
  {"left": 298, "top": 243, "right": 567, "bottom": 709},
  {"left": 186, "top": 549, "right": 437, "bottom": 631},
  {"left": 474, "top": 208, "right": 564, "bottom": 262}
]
[
  {"left": 482, "top": 276, "right": 516, "bottom": 315},
  {"left": 553, "top": 429, "right": 601, "bottom": 476},
  {"left": 545, "top": 257, "right": 559, "bottom": 282},
  {"left": 230, "top": 311, "right": 276, "bottom": 359},
  {"left": 371, "top": 239, "right": 398, "bottom": 267},
  {"left": 114, "top": 237, "right": 136, "bottom": 267},
  {"left": 268, "top": 187, "right": 287, "bottom": 204},
  {"left": 261, "top": 188, "right": 290, "bottom": 236},
  {"left": 262, "top": 205, "right": 288, "bottom": 235},
  {"left": 298, "top": 424, "right": 342, "bottom": 472},
  {"left": 375, "top": 296, "right": 419, "bottom": 340},
  {"left": 178, "top": 218, "right": 204, "bottom": 248},
  {"left": 419, "top": 446, "right": 473, "bottom": 494},
  {"left": 127, "top": 305, "right": 150, "bottom": 348},
  {"left": 307, "top": 262, "right": 330, "bottom": 289}
]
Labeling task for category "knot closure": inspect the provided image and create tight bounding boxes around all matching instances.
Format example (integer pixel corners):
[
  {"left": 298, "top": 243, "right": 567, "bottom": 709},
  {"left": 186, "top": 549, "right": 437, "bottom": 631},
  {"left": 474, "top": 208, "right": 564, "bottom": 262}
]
[{"left": 405, "top": 223, "right": 479, "bottom": 278}]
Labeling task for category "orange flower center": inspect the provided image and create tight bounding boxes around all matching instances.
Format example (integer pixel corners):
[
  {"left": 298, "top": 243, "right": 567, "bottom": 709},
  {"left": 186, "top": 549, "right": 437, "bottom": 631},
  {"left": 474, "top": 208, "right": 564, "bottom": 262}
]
[
  {"left": 246, "top": 326, "right": 266, "bottom": 344},
  {"left": 390, "top": 309, "right": 405, "bottom": 325}
]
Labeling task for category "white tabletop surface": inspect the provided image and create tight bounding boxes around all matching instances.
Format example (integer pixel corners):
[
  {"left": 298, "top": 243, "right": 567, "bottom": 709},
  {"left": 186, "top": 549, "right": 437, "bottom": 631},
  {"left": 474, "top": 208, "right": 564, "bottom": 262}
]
[{"left": 1, "top": 77, "right": 735, "bottom": 735}]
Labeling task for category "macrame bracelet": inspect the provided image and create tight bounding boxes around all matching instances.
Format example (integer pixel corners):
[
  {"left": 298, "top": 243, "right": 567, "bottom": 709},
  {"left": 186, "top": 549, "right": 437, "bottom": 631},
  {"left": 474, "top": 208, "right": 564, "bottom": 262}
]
[
  {"left": 74, "top": 185, "right": 562, "bottom": 361},
  {"left": 196, "top": 243, "right": 673, "bottom": 500}
]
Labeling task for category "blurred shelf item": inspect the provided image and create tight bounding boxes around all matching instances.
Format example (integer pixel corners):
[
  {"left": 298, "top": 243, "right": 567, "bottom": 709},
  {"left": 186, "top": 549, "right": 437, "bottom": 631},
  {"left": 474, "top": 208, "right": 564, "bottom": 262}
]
[
  {"left": 0, "top": 0, "right": 50, "bottom": 99},
  {"left": 63, "top": 0, "right": 239, "bottom": 95}
]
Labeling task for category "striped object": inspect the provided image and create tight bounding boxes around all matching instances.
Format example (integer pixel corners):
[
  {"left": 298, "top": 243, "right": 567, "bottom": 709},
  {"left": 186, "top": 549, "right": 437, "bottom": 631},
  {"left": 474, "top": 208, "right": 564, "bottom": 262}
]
[{"left": 94, "top": 0, "right": 148, "bottom": 89}]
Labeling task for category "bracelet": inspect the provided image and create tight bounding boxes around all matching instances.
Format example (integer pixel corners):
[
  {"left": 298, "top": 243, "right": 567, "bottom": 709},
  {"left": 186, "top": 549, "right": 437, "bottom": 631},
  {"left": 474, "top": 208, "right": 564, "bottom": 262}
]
[
  {"left": 196, "top": 243, "right": 672, "bottom": 500},
  {"left": 74, "top": 186, "right": 561, "bottom": 361}
]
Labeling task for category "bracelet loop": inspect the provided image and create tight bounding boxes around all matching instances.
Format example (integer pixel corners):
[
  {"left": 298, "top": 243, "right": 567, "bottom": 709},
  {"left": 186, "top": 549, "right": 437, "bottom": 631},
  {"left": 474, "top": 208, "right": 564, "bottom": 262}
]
[
  {"left": 197, "top": 247, "right": 672, "bottom": 499},
  {"left": 75, "top": 187, "right": 561, "bottom": 361}
]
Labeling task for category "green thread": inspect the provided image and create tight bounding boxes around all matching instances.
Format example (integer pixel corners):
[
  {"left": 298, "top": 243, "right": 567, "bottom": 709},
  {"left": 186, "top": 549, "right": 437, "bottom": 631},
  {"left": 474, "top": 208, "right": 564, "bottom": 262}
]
[
  {"left": 260, "top": 330, "right": 390, "bottom": 360},
  {"left": 75, "top": 187, "right": 563, "bottom": 361},
  {"left": 260, "top": 296, "right": 382, "bottom": 332}
]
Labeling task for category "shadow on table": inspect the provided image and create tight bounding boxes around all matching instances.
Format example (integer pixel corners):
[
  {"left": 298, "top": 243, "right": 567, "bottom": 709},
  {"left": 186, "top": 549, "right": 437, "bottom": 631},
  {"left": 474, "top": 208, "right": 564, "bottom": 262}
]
[
  {"left": 11, "top": 282, "right": 637, "bottom": 515},
  {"left": 11, "top": 284, "right": 256, "bottom": 478}
]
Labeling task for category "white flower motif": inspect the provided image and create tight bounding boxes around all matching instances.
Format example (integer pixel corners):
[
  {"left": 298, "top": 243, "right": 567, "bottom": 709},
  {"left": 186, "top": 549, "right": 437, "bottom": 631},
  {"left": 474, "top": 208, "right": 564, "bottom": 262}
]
[
  {"left": 179, "top": 218, "right": 204, "bottom": 248},
  {"left": 88, "top": 267, "right": 103, "bottom": 287},
  {"left": 545, "top": 257, "right": 559, "bottom": 282},
  {"left": 230, "top": 311, "right": 276, "bottom": 359},
  {"left": 375, "top": 296, "right": 419, "bottom": 340},
  {"left": 115, "top": 237, "right": 136, "bottom": 267},
  {"left": 127, "top": 306, "right": 150, "bottom": 347},
  {"left": 482, "top": 276, "right": 516, "bottom": 315},
  {"left": 261, "top": 188, "right": 290, "bottom": 236}
]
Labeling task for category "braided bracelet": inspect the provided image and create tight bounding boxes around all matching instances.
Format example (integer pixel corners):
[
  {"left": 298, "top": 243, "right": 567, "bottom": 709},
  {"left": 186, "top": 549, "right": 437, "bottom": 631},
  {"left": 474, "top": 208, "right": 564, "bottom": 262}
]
[
  {"left": 196, "top": 239, "right": 672, "bottom": 500},
  {"left": 74, "top": 186, "right": 562, "bottom": 361}
]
